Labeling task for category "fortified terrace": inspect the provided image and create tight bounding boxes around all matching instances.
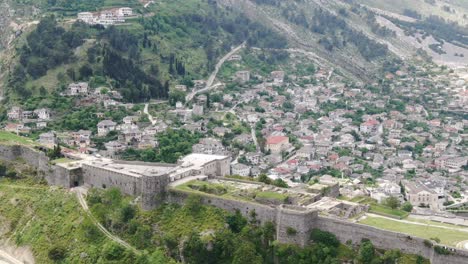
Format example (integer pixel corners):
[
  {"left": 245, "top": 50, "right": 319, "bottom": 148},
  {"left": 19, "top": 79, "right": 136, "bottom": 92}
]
[{"left": 0, "top": 143, "right": 468, "bottom": 264}]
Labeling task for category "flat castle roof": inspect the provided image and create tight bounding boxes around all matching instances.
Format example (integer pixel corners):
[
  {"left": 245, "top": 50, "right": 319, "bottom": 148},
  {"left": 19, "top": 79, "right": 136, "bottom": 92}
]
[
  {"left": 82, "top": 159, "right": 177, "bottom": 178},
  {"left": 80, "top": 153, "right": 229, "bottom": 179},
  {"left": 179, "top": 153, "right": 229, "bottom": 167}
]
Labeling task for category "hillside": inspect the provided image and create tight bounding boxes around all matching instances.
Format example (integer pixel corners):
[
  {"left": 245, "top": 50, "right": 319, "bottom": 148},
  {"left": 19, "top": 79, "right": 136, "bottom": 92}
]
[{"left": 1, "top": 0, "right": 468, "bottom": 99}]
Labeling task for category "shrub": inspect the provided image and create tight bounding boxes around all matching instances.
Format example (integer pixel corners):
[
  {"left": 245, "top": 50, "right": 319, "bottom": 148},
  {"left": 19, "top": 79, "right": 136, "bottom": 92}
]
[
  {"left": 227, "top": 209, "right": 248, "bottom": 233},
  {"left": 286, "top": 227, "right": 297, "bottom": 236},
  {"left": 423, "top": 239, "right": 433, "bottom": 248},
  {"left": 310, "top": 228, "right": 340, "bottom": 247},
  {"left": 103, "top": 242, "right": 125, "bottom": 260},
  {"left": 401, "top": 202, "right": 413, "bottom": 212},
  {"left": 48, "top": 245, "right": 67, "bottom": 261},
  {"left": 434, "top": 245, "right": 451, "bottom": 255},
  {"left": 384, "top": 196, "right": 400, "bottom": 209}
]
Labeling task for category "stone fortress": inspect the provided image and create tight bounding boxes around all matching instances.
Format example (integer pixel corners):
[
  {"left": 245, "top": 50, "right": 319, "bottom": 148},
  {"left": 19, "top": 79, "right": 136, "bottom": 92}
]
[{"left": 1, "top": 144, "right": 467, "bottom": 264}]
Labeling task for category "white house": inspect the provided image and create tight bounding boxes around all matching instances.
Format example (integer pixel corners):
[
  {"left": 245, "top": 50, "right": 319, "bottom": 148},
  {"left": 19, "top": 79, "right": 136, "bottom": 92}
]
[
  {"left": 118, "top": 7, "right": 133, "bottom": 17},
  {"left": 34, "top": 108, "right": 51, "bottom": 120},
  {"left": 68, "top": 82, "right": 89, "bottom": 96},
  {"left": 77, "top": 12, "right": 94, "bottom": 23},
  {"left": 97, "top": 120, "right": 117, "bottom": 137},
  {"left": 231, "top": 163, "right": 251, "bottom": 177}
]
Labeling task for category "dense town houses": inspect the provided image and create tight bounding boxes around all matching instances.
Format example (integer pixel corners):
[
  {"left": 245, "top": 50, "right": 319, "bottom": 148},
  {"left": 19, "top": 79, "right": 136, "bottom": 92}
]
[{"left": 2, "top": 45, "right": 467, "bottom": 219}]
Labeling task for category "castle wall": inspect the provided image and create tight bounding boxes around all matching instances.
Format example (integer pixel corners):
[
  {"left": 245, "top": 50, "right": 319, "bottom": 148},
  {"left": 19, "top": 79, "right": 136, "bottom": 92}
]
[
  {"left": 276, "top": 205, "right": 318, "bottom": 246},
  {"left": 168, "top": 189, "right": 278, "bottom": 223},
  {"left": 0, "top": 145, "right": 73, "bottom": 187},
  {"left": 315, "top": 216, "right": 468, "bottom": 264},
  {"left": 141, "top": 174, "right": 170, "bottom": 210},
  {"left": 81, "top": 163, "right": 141, "bottom": 196},
  {"left": 2, "top": 144, "right": 468, "bottom": 263},
  {"left": 168, "top": 188, "right": 468, "bottom": 263}
]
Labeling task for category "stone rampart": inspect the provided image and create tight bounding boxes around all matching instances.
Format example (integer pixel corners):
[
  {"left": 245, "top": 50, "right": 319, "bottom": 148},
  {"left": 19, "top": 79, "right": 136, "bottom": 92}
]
[
  {"left": 168, "top": 189, "right": 278, "bottom": 223},
  {"left": 315, "top": 216, "right": 468, "bottom": 264},
  {"left": 0, "top": 144, "right": 75, "bottom": 187},
  {"left": 168, "top": 189, "right": 317, "bottom": 246},
  {"left": 2, "top": 144, "right": 468, "bottom": 263},
  {"left": 276, "top": 205, "right": 317, "bottom": 246}
]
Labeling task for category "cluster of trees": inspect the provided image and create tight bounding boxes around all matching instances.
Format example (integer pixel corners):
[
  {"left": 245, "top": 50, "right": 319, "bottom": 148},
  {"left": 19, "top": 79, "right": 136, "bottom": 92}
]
[
  {"left": 102, "top": 48, "right": 169, "bottom": 101},
  {"left": 9, "top": 17, "right": 88, "bottom": 98},
  {"left": 140, "top": 3, "right": 287, "bottom": 72},
  {"left": 311, "top": 9, "right": 389, "bottom": 60},
  {"left": 383, "top": 196, "right": 413, "bottom": 212},
  {"left": 390, "top": 15, "right": 468, "bottom": 47},
  {"left": 44, "top": 0, "right": 105, "bottom": 11},
  {"left": 366, "top": 14, "right": 396, "bottom": 37},
  {"left": 87, "top": 187, "right": 423, "bottom": 264},
  {"left": 403, "top": 9, "right": 422, "bottom": 19},
  {"left": 20, "top": 17, "right": 87, "bottom": 78},
  {"left": 121, "top": 129, "right": 201, "bottom": 163}
]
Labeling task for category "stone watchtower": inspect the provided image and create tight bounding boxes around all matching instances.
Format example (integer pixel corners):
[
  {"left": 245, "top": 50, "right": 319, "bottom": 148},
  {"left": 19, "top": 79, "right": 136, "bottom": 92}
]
[
  {"left": 140, "top": 173, "right": 170, "bottom": 210},
  {"left": 276, "top": 205, "right": 318, "bottom": 246}
]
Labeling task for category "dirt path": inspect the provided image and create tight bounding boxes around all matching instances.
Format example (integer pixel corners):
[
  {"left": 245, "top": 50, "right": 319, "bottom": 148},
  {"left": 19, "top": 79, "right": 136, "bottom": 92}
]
[
  {"left": 0, "top": 250, "right": 23, "bottom": 264},
  {"left": 73, "top": 188, "right": 139, "bottom": 254}
]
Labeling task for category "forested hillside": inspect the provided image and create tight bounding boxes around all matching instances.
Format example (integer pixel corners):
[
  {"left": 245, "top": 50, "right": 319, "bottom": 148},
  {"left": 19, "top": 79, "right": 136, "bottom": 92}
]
[{"left": 4, "top": 0, "right": 287, "bottom": 103}]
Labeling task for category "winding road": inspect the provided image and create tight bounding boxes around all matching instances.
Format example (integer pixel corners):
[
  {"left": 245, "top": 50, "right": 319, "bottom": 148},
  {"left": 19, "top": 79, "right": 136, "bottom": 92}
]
[
  {"left": 144, "top": 103, "right": 157, "bottom": 125},
  {"left": 186, "top": 42, "right": 245, "bottom": 103}
]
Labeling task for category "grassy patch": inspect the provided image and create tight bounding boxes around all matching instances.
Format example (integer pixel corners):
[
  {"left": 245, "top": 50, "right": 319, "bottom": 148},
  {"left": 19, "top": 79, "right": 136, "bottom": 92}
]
[
  {"left": 0, "top": 179, "right": 106, "bottom": 263},
  {"left": 0, "top": 132, "right": 36, "bottom": 146},
  {"left": 406, "top": 217, "right": 468, "bottom": 230},
  {"left": 255, "top": 191, "right": 288, "bottom": 202},
  {"left": 50, "top": 158, "right": 74, "bottom": 164},
  {"left": 150, "top": 203, "right": 227, "bottom": 239},
  {"left": 369, "top": 203, "right": 409, "bottom": 219},
  {"left": 400, "top": 254, "right": 431, "bottom": 264},
  {"left": 351, "top": 196, "right": 409, "bottom": 219},
  {"left": 359, "top": 216, "right": 468, "bottom": 247}
]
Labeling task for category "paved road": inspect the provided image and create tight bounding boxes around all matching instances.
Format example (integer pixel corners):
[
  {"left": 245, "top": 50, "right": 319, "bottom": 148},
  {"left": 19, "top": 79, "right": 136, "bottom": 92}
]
[
  {"left": 73, "top": 188, "right": 139, "bottom": 254},
  {"left": 143, "top": 103, "right": 157, "bottom": 125},
  {"left": 186, "top": 42, "right": 245, "bottom": 103}
]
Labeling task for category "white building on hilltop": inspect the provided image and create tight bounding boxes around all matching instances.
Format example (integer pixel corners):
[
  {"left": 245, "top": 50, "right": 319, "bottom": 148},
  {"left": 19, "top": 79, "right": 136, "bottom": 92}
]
[{"left": 77, "top": 7, "right": 133, "bottom": 26}]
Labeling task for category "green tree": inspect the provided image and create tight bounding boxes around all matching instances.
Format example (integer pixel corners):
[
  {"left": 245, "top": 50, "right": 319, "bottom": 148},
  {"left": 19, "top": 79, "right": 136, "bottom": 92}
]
[
  {"left": 310, "top": 228, "right": 340, "bottom": 247},
  {"left": 384, "top": 196, "right": 400, "bottom": 209},
  {"left": 381, "top": 249, "right": 401, "bottom": 264},
  {"left": 402, "top": 202, "right": 413, "bottom": 212},
  {"left": 184, "top": 195, "right": 202, "bottom": 215},
  {"left": 257, "top": 174, "right": 271, "bottom": 184},
  {"left": 183, "top": 232, "right": 207, "bottom": 264},
  {"left": 227, "top": 209, "right": 248, "bottom": 233},
  {"left": 48, "top": 245, "right": 67, "bottom": 261},
  {"left": 359, "top": 240, "right": 376, "bottom": 263},
  {"left": 232, "top": 242, "right": 263, "bottom": 264},
  {"left": 102, "top": 242, "right": 125, "bottom": 261}
]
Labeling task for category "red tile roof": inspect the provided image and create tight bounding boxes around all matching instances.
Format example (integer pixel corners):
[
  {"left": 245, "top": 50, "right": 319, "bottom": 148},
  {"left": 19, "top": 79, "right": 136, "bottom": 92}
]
[{"left": 266, "top": 136, "right": 288, "bottom": 145}]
